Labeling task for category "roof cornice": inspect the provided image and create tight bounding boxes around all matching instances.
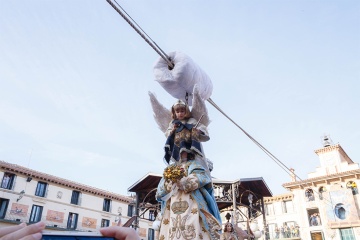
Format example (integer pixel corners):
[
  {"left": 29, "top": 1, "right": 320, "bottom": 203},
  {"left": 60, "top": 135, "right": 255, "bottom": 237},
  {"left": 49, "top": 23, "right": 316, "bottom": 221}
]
[
  {"left": 314, "top": 144, "right": 341, "bottom": 155},
  {"left": 282, "top": 169, "right": 360, "bottom": 188},
  {"left": 314, "top": 144, "right": 352, "bottom": 163},
  {"left": 263, "top": 192, "right": 293, "bottom": 203}
]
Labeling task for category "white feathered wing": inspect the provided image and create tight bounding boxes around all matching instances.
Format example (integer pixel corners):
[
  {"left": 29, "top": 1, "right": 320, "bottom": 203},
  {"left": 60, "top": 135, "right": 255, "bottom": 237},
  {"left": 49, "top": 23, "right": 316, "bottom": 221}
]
[
  {"left": 148, "top": 91, "right": 172, "bottom": 133},
  {"left": 149, "top": 86, "right": 210, "bottom": 134},
  {"left": 191, "top": 85, "right": 210, "bottom": 127}
]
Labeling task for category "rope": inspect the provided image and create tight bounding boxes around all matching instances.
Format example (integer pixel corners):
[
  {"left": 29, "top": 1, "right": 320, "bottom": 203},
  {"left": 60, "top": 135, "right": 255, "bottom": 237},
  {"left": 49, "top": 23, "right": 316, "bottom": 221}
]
[{"left": 106, "top": 0, "right": 174, "bottom": 69}]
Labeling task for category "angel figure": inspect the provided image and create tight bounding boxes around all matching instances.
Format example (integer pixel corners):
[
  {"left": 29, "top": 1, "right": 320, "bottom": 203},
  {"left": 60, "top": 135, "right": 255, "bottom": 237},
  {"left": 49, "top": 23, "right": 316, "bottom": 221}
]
[
  {"left": 164, "top": 98, "right": 209, "bottom": 163},
  {"left": 150, "top": 87, "right": 222, "bottom": 240}
]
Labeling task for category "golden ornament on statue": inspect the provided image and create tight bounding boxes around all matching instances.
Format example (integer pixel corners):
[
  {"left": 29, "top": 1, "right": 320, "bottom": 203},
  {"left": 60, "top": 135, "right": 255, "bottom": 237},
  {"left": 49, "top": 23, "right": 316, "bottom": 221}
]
[{"left": 163, "top": 164, "right": 185, "bottom": 183}]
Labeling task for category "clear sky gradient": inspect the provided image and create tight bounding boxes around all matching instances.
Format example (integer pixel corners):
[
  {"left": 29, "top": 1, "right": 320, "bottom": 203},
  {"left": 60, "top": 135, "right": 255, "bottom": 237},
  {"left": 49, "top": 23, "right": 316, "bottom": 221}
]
[{"left": 0, "top": 1, "right": 359, "bottom": 196}]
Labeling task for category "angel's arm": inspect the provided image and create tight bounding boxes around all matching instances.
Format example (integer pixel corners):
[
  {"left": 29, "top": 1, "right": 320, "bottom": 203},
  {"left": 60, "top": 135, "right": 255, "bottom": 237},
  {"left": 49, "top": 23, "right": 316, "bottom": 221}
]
[{"left": 189, "top": 118, "right": 210, "bottom": 142}]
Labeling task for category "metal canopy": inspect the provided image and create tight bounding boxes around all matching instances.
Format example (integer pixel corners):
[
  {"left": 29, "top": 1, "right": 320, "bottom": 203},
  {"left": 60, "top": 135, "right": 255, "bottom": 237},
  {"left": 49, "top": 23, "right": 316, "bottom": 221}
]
[
  {"left": 127, "top": 172, "right": 162, "bottom": 205},
  {"left": 212, "top": 177, "right": 272, "bottom": 213},
  {"left": 127, "top": 173, "right": 272, "bottom": 211}
]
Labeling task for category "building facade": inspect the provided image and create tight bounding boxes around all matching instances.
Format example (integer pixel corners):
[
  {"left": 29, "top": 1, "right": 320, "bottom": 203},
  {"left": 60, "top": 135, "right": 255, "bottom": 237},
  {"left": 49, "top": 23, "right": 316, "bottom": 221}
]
[
  {"left": 0, "top": 160, "right": 155, "bottom": 239},
  {"left": 257, "top": 141, "right": 360, "bottom": 240}
]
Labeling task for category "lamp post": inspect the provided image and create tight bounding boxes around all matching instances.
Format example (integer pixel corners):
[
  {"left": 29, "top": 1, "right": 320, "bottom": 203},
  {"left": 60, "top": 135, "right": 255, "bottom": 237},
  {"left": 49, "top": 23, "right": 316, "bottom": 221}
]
[{"left": 16, "top": 190, "right": 25, "bottom": 202}]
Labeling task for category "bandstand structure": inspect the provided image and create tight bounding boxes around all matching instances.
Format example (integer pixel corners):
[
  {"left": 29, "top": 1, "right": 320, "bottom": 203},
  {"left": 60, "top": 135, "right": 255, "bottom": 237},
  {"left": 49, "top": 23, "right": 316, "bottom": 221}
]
[{"left": 127, "top": 173, "right": 273, "bottom": 238}]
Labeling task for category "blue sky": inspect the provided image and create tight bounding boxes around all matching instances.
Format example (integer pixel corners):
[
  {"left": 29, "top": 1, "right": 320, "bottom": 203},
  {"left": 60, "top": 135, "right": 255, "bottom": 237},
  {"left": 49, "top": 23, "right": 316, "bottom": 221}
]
[{"left": 0, "top": 1, "right": 359, "bottom": 196}]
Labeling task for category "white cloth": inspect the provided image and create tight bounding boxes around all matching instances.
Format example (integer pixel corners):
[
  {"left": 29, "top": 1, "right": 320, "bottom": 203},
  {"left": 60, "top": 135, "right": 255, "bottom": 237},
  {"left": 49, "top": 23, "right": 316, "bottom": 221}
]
[{"left": 153, "top": 51, "right": 213, "bottom": 106}]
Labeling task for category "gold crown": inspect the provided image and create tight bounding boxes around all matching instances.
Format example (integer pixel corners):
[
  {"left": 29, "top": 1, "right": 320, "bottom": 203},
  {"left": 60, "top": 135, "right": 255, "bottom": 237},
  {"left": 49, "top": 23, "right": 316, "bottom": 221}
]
[{"left": 171, "top": 200, "right": 189, "bottom": 214}]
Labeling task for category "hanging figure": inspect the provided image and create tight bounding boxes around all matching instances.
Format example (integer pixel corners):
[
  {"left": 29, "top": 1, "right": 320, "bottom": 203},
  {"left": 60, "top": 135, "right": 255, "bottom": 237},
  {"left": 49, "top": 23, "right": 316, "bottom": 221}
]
[
  {"left": 149, "top": 86, "right": 222, "bottom": 240},
  {"left": 164, "top": 99, "right": 208, "bottom": 163}
]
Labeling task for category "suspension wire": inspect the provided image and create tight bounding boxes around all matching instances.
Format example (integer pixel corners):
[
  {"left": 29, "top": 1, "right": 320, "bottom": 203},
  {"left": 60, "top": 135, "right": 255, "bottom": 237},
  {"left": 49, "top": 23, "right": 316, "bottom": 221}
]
[
  {"left": 106, "top": 0, "right": 174, "bottom": 69},
  {"left": 208, "top": 97, "right": 315, "bottom": 185},
  {"left": 106, "top": 0, "right": 360, "bottom": 219},
  {"left": 207, "top": 98, "right": 294, "bottom": 178}
]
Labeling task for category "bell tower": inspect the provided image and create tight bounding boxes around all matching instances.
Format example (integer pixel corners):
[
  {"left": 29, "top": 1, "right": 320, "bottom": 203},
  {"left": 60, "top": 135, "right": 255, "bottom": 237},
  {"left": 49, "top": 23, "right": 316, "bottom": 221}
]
[{"left": 309, "top": 135, "right": 357, "bottom": 178}]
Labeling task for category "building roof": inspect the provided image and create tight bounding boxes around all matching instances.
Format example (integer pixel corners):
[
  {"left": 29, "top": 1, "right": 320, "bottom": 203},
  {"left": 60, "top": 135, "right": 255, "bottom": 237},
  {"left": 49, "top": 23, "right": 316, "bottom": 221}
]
[
  {"left": 127, "top": 172, "right": 162, "bottom": 205},
  {"left": 0, "top": 160, "right": 132, "bottom": 203}
]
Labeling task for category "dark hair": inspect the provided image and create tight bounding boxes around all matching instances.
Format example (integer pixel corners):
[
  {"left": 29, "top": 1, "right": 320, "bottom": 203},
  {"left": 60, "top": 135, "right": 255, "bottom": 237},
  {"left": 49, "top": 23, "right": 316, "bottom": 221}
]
[{"left": 223, "top": 223, "right": 234, "bottom": 232}]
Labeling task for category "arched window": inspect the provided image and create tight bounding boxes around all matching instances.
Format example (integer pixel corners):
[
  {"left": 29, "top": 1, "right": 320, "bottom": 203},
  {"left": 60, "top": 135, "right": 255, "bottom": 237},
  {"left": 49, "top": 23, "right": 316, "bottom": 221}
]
[
  {"left": 334, "top": 203, "right": 347, "bottom": 220},
  {"left": 318, "top": 186, "right": 326, "bottom": 200},
  {"left": 346, "top": 181, "right": 358, "bottom": 195},
  {"left": 305, "top": 189, "right": 315, "bottom": 201}
]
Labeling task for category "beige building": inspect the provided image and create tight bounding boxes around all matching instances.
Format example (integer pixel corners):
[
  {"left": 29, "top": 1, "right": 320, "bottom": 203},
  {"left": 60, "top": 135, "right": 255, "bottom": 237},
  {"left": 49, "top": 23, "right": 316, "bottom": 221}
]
[
  {"left": 257, "top": 139, "right": 360, "bottom": 240},
  {"left": 0, "top": 160, "right": 155, "bottom": 239}
]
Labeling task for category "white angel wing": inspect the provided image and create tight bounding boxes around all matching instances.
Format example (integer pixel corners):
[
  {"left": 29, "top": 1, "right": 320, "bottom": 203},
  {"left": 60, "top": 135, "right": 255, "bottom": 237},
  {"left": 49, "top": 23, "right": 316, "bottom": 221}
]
[
  {"left": 191, "top": 85, "right": 210, "bottom": 127},
  {"left": 149, "top": 91, "right": 172, "bottom": 133}
]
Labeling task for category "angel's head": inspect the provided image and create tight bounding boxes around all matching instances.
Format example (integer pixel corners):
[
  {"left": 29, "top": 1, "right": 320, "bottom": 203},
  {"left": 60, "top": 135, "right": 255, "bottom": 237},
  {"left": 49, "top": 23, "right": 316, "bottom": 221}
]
[{"left": 171, "top": 99, "right": 191, "bottom": 120}]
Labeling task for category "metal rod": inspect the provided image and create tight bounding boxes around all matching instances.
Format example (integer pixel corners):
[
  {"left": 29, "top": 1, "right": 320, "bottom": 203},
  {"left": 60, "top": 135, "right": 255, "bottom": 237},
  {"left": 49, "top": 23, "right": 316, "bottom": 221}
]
[{"left": 106, "top": 0, "right": 174, "bottom": 69}]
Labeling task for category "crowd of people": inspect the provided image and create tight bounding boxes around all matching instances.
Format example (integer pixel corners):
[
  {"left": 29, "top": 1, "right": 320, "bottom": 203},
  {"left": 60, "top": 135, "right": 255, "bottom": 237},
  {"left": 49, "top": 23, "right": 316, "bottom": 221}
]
[
  {"left": 309, "top": 213, "right": 321, "bottom": 226},
  {"left": 274, "top": 225, "right": 300, "bottom": 238}
]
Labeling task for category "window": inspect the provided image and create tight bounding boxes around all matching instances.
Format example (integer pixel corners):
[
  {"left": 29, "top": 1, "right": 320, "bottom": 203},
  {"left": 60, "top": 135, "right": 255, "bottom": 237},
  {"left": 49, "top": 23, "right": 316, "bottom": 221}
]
[
  {"left": 339, "top": 228, "right": 356, "bottom": 240},
  {"left": 310, "top": 231, "right": 324, "bottom": 240},
  {"left": 318, "top": 186, "right": 326, "bottom": 200},
  {"left": 335, "top": 203, "right": 347, "bottom": 220},
  {"left": 268, "top": 223, "right": 277, "bottom": 239},
  {"left": 101, "top": 219, "right": 110, "bottom": 227},
  {"left": 148, "top": 228, "right": 155, "bottom": 240},
  {"left": 265, "top": 204, "right": 269, "bottom": 216},
  {"left": 265, "top": 203, "right": 274, "bottom": 216},
  {"left": 67, "top": 212, "right": 78, "bottom": 230},
  {"left": 149, "top": 210, "right": 155, "bottom": 221},
  {"left": 0, "top": 198, "right": 9, "bottom": 219},
  {"left": 103, "top": 199, "right": 111, "bottom": 212},
  {"left": 29, "top": 205, "right": 43, "bottom": 223},
  {"left": 305, "top": 188, "right": 315, "bottom": 201},
  {"left": 35, "top": 182, "right": 47, "bottom": 197},
  {"left": 284, "top": 221, "right": 299, "bottom": 237},
  {"left": 282, "top": 200, "right": 293, "bottom": 213},
  {"left": 308, "top": 208, "right": 322, "bottom": 226},
  {"left": 71, "top": 191, "right": 81, "bottom": 205},
  {"left": 1, "top": 173, "right": 15, "bottom": 190},
  {"left": 127, "top": 205, "right": 135, "bottom": 217}
]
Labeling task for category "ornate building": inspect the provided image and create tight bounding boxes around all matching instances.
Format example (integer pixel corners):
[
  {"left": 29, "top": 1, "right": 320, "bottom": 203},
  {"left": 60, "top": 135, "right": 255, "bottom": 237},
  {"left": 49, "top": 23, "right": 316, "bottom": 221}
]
[
  {"left": 0, "top": 160, "right": 154, "bottom": 239},
  {"left": 257, "top": 139, "right": 360, "bottom": 240}
]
